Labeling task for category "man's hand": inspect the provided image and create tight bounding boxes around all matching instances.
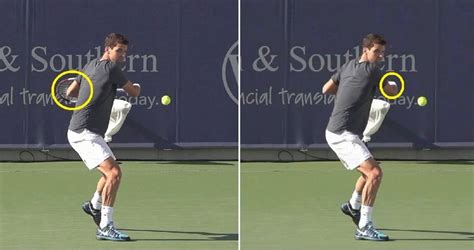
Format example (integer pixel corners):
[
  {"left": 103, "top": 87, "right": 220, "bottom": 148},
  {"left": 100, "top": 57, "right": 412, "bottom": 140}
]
[
  {"left": 66, "top": 80, "right": 80, "bottom": 98},
  {"left": 322, "top": 79, "right": 338, "bottom": 95},
  {"left": 383, "top": 81, "right": 399, "bottom": 96},
  {"left": 122, "top": 81, "right": 141, "bottom": 97}
]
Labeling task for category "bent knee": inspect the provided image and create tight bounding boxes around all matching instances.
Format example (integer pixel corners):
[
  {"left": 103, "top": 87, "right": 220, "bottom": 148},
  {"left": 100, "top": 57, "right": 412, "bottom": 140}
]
[
  {"left": 368, "top": 167, "right": 383, "bottom": 181},
  {"left": 101, "top": 164, "right": 122, "bottom": 180},
  {"left": 110, "top": 166, "right": 122, "bottom": 179}
]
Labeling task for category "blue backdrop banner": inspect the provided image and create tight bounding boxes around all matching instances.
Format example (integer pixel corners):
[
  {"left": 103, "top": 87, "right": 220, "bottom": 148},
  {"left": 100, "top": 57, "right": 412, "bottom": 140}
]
[
  {"left": 1, "top": 0, "right": 472, "bottom": 151},
  {"left": 241, "top": 0, "right": 474, "bottom": 149},
  {"left": 0, "top": 0, "right": 238, "bottom": 149}
]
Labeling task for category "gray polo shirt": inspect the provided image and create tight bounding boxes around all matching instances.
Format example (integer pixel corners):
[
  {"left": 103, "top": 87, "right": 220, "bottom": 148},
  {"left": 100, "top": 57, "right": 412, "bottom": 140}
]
[
  {"left": 326, "top": 58, "right": 383, "bottom": 136},
  {"left": 68, "top": 59, "right": 128, "bottom": 136}
]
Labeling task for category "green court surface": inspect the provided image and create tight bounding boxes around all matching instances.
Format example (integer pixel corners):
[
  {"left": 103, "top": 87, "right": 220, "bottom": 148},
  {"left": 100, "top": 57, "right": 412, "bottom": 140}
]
[
  {"left": 242, "top": 161, "right": 474, "bottom": 250},
  {"left": 0, "top": 161, "right": 237, "bottom": 250}
]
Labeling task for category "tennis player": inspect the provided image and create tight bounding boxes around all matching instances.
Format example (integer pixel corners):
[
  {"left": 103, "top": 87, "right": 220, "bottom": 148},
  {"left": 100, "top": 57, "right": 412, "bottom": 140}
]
[
  {"left": 66, "top": 33, "right": 140, "bottom": 241},
  {"left": 322, "top": 33, "right": 398, "bottom": 241}
]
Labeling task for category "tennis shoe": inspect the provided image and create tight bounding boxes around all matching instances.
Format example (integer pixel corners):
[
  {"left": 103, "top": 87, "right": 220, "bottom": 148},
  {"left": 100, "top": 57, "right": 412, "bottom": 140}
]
[
  {"left": 341, "top": 201, "right": 360, "bottom": 226},
  {"left": 81, "top": 201, "right": 101, "bottom": 227},
  {"left": 355, "top": 222, "right": 389, "bottom": 241},
  {"left": 96, "top": 223, "right": 131, "bottom": 241}
]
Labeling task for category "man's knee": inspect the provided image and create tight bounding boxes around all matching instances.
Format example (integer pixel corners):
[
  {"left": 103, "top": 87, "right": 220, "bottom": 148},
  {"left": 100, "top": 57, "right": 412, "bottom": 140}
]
[
  {"left": 109, "top": 166, "right": 122, "bottom": 181},
  {"left": 99, "top": 160, "right": 122, "bottom": 181},
  {"left": 367, "top": 165, "right": 383, "bottom": 183},
  {"left": 359, "top": 159, "right": 383, "bottom": 182}
]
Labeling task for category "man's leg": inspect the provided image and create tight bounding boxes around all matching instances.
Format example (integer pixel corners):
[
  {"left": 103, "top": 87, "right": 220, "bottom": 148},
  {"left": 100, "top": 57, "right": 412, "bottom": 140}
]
[
  {"left": 97, "top": 157, "right": 122, "bottom": 227},
  {"left": 95, "top": 157, "right": 130, "bottom": 241},
  {"left": 357, "top": 158, "right": 383, "bottom": 209},
  {"left": 81, "top": 175, "right": 106, "bottom": 226},
  {"left": 92, "top": 175, "right": 106, "bottom": 208},
  {"left": 351, "top": 175, "right": 366, "bottom": 209},
  {"left": 354, "top": 157, "right": 388, "bottom": 241},
  {"left": 96, "top": 175, "right": 106, "bottom": 194},
  {"left": 341, "top": 175, "right": 366, "bottom": 225}
]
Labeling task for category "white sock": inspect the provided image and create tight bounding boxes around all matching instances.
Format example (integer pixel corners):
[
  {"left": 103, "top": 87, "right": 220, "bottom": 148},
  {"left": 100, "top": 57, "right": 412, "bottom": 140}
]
[
  {"left": 349, "top": 191, "right": 362, "bottom": 210},
  {"left": 91, "top": 191, "right": 102, "bottom": 210},
  {"left": 359, "top": 205, "right": 373, "bottom": 229},
  {"left": 100, "top": 206, "right": 114, "bottom": 229}
]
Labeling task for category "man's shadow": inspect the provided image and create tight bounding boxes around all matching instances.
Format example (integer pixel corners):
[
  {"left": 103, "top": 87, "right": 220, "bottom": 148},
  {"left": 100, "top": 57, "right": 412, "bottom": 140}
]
[
  {"left": 380, "top": 228, "right": 474, "bottom": 241},
  {"left": 117, "top": 228, "right": 238, "bottom": 241}
]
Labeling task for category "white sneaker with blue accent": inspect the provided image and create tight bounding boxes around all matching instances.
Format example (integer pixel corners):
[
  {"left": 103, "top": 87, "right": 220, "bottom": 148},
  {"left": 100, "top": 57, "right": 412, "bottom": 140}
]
[
  {"left": 355, "top": 222, "right": 389, "bottom": 241},
  {"left": 96, "top": 223, "right": 131, "bottom": 241}
]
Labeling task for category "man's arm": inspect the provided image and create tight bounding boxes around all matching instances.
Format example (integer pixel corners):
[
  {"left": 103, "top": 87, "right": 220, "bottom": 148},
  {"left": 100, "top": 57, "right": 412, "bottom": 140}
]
[
  {"left": 322, "top": 79, "right": 338, "bottom": 95},
  {"left": 66, "top": 80, "right": 80, "bottom": 98},
  {"left": 121, "top": 81, "right": 141, "bottom": 97}
]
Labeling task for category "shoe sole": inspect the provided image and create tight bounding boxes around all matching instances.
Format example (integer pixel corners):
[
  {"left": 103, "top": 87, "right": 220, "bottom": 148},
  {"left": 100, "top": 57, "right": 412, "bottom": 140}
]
[
  {"left": 355, "top": 235, "right": 389, "bottom": 241},
  {"left": 97, "top": 235, "right": 131, "bottom": 241}
]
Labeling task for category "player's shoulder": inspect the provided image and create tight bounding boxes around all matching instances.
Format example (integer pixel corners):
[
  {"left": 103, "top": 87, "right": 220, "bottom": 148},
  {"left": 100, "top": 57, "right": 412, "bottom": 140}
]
[
  {"left": 102, "top": 60, "right": 122, "bottom": 73},
  {"left": 343, "top": 58, "right": 356, "bottom": 68},
  {"left": 366, "top": 61, "right": 383, "bottom": 75},
  {"left": 366, "top": 61, "right": 381, "bottom": 70},
  {"left": 103, "top": 60, "right": 118, "bottom": 68},
  {"left": 81, "top": 58, "right": 97, "bottom": 71},
  {"left": 338, "top": 58, "right": 355, "bottom": 72}
]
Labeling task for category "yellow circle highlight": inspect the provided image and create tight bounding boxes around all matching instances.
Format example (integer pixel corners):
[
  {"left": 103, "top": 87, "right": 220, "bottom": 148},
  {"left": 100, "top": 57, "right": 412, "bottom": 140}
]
[
  {"left": 378, "top": 72, "right": 405, "bottom": 100},
  {"left": 51, "top": 70, "right": 94, "bottom": 111}
]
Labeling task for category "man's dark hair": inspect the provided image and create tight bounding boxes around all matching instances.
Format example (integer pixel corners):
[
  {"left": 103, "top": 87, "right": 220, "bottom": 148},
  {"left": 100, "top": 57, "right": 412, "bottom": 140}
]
[
  {"left": 362, "top": 33, "right": 386, "bottom": 49},
  {"left": 104, "top": 33, "right": 129, "bottom": 48}
]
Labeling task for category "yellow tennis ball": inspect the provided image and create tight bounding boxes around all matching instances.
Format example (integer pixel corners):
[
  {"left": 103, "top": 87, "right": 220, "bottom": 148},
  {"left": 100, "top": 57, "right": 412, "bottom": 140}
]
[
  {"left": 161, "top": 95, "right": 171, "bottom": 105},
  {"left": 417, "top": 96, "right": 427, "bottom": 107}
]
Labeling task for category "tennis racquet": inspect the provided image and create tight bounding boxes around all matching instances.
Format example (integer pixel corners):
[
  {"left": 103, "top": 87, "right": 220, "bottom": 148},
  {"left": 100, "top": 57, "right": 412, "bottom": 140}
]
[{"left": 55, "top": 77, "right": 78, "bottom": 106}]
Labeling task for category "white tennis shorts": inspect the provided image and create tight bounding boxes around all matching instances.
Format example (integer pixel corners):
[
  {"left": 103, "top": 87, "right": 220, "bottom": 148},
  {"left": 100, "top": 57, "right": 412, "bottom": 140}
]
[
  {"left": 67, "top": 129, "right": 116, "bottom": 170},
  {"left": 325, "top": 129, "right": 372, "bottom": 170}
]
